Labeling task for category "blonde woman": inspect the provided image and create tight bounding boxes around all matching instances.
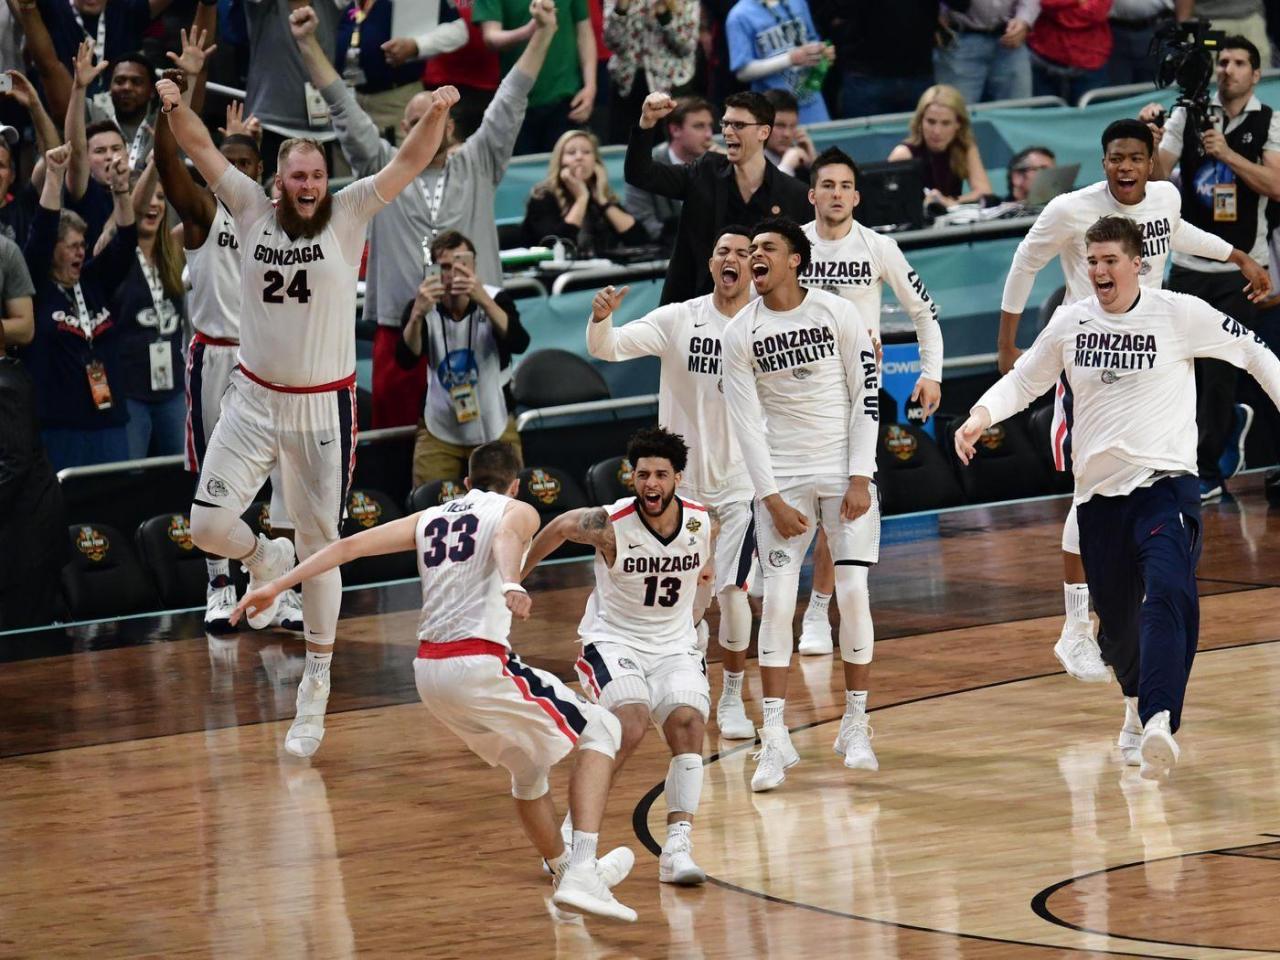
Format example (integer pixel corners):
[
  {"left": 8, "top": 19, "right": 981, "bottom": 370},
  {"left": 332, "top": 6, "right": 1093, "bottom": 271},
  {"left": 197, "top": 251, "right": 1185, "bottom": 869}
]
[
  {"left": 888, "top": 84, "right": 994, "bottom": 208},
  {"left": 112, "top": 177, "right": 190, "bottom": 459},
  {"left": 522, "top": 129, "right": 648, "bottom": 255}
]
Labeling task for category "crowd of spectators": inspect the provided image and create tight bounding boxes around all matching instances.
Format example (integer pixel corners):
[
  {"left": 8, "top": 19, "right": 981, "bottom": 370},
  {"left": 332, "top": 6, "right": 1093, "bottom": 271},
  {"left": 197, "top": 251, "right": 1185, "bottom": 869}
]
[{"left": 2, "top": 0, "right": 1280, "bottom": 502}]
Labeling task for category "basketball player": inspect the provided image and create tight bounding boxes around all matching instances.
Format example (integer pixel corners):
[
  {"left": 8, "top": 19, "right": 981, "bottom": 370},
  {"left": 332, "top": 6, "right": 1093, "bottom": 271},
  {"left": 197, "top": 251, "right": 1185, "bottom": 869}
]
[
  {"left": 797, "top": 146, "right": 945, "bottom": 656},
  {"left": 153, "top": 58, "right": 302, "bottom": 633},
  {"left": 231, "top": 442, "right": 638, "bottom": 921},
  {"left": 959, "top": 214, "right": 1280, "bottom": 780},
  {"left": 585, "top": 226, "right": 758, "bottom": 743},
  {"left": 522, "top": 427, "right": 717, "bottom": 886},
  {"left": 156, "top": 63, "right": 459, "bottom": 759},
  {"left": 996, "top": 119, "right": 1270, "bottom": 694},
  {"left": 722, "top": 217, "right": 880, "bottom": 791}
]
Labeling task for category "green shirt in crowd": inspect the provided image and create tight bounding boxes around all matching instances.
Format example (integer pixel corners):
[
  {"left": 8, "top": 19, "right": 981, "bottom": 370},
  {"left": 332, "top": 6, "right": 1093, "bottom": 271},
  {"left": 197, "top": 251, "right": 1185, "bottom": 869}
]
[{"left": 473, "top": 0, "right": 589, "bottom": 108}]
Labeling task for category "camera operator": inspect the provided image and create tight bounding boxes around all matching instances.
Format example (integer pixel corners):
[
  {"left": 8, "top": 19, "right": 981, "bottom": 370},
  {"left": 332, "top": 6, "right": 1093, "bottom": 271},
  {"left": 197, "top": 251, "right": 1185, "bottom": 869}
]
[{"left": 1140, "top": 35, "right": 1280, "bottom": 499}]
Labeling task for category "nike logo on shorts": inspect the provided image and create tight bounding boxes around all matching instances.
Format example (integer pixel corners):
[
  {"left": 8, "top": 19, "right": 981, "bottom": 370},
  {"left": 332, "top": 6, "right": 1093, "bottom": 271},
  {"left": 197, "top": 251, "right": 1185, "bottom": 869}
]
[{"left": 320, "top": 438, "right": 336, "bottom": 446}]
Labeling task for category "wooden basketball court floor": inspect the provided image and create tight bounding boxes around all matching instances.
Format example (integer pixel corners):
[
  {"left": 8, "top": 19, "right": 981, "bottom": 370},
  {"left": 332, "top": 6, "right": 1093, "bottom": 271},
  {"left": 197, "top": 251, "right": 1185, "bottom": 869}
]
[{"left": 4, "top": 478, "right": 1280, "bottom": 959}]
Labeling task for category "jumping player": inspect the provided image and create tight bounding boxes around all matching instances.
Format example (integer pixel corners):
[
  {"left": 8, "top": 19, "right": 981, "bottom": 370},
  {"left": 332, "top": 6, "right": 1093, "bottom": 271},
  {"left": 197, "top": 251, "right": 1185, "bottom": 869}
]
[
  {"left": 157, "top": 43, "right": 459, "bottom": 758},
  {"left": 961, "top": 214, "right": 1280, "bottom": 781},
  {"left": 722, "top": 217, "right": 881, "bottom": 790},
  {"left": 585, "top": 226, "right": 758, "bottom": 742},
  {"left": 996, "top": 119, "right": 1270, "bottom": 695},
  {"left": 797, "top": 146, "right": 945, "bottom": 656},
  {"left": 523, "top": 427, "right": 716, "bottom": 887},
  {"left": 232, "top": 441, "right": 638, "bottom": 921}
]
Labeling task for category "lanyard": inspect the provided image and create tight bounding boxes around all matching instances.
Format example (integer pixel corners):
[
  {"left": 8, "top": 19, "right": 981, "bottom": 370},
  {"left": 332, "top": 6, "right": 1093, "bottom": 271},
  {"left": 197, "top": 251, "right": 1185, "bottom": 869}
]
[
  {"left": 66, "top": 281, "right": 94, "bottom": 342},
  {"left": 136, "top": 250, "right": 180, "bottom": 336},
  {"left": 419, "top": 169, "right": 447, "bottom": 221},
  {"left": 349, "top": 0, "right": 376, "bottom": 50},
  {"left": 68, "top": 0, "right": 107, "bottom": 63},
  {"left": 437, "top": 304, "right": 475, "bottom": 359},
  {"left": 127, "top": 116, "right": 151, "bottom": 169}
]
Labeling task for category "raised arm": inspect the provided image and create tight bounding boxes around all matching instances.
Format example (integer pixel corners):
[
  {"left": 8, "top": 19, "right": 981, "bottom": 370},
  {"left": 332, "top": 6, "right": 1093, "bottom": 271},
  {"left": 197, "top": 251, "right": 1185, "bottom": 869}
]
[
  {"left": 6, "top": 0, "right": 73, "bottom": 123},
  {"left": 373, "top": 86, "right": 459, "bottom": 201},
  {"left": 521, "top": 506, "right": 615, "bottom": 577},
  {"left": 480, "top": 14, "right": 537, "bottom": 51},
  {"left": 66, "top": 39, "right": 111, "bottom": 202},
  {"left": 155, "top": 77, "right": 231, "bottom": 190},
  {"left": 625, "top": 94, "right": 695, "bottom": 198},
  {"left": 233, "top": 515, "right": 422, "bottom": 624},
  {"left": 26, "top": 146, "right": 71, "bottom": 272},
  {"left": 164, "top": 22, "right": 219, "bottom": 116},
  {"left": 585, "top": 287, "right": 673, "bottom": 360},
  {"left": 154, "top": 108, "right": 216, "bottom": 245},
  {"left": 997, "top": 197, "right": 1072, "bottom": 372},
  {"left": 291, "top": 5, "right": 342, "bottom": 89},
  {"left": 5, "top": 70, "right": 62, "bottom": 191}
]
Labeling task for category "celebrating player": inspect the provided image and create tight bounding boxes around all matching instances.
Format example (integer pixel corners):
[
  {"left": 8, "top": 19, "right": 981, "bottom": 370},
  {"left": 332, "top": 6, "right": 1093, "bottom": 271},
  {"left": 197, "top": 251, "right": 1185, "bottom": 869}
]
[
  {"left": 797, "top": 146, "right": 945, "bottom": 655},
  {"left": 523, "top": 428, "right": 716, "bottom": 887},
  {"left": 585, "top": 226, "right": 758, "bottom": 743},
  {"left": 960, "top": 214, "right": 1280, "bottom": 780},
  {"left": 157, "top": 39, "right": 459, "bottom": 758},
  {"left": 996, "top": 119, "right": 1270, "bottom": 706},
  {"left": 723, "top": 217, "right": 881, "bottom": 790},
  {"left": 233, "top": 442, "right": 638, "bottom": 921}
]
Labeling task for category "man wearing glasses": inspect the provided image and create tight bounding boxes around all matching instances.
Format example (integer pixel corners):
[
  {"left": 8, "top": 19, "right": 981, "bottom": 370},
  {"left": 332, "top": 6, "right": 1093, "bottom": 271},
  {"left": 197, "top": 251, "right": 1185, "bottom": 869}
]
[
  {"left": 625, "top": 90, "right": 811, "bottom": 305},
  {"left": 1007, "top": 145, "right": 1057, "bottom": 204}
]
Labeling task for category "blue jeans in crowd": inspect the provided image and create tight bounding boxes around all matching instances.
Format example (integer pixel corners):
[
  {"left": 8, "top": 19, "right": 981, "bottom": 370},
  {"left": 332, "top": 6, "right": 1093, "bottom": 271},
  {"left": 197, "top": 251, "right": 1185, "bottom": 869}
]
[
  {"left": 933, "top": 33, "right": 1032, "bottom": 104},
  {"left": 41, "top": 425, "right": 130, "bottom": 473},
  {"left": 840, "top": 71, "right": 934, "bottom": 118},
  {"left": 125, "top": 393, "right": 187, "bottom": 460},
  {"left": 1030, "top": 52, "right": 1110, "bottom": 105},
  {"left": 1107, "top": 22, "right": 1159, "bottom": 86}
]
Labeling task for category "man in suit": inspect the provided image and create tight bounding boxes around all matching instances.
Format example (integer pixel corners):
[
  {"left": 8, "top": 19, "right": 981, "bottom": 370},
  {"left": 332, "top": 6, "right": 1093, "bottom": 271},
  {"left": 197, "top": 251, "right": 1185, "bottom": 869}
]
[
  {"left": 625, "top": 90, "right": 811, "bottom": 304},
  {"left": 625, "top": 96, "right": 716, "bottom": 251}
]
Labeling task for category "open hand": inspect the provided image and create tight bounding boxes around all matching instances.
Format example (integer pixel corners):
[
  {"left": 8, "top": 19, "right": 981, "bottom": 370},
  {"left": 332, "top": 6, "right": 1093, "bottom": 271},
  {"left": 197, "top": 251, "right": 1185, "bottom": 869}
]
[
  {"left": 231, "top": 583, "right": 280, "bottom": 625},
  {"left": 165, "top": 25, "right": 217, "bottom": 75},
  {"left": 954, "top": 410, "right": 992, "bottom": 465},
  {"left": 73, "top": 38, "right": 110, "bottom": 90}
]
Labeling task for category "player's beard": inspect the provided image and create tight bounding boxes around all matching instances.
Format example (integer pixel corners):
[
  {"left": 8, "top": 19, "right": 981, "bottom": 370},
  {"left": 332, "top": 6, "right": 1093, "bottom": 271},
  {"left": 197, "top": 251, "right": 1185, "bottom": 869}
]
[{"left": 276, "top": 190, "right": 334, "bottom": 240}]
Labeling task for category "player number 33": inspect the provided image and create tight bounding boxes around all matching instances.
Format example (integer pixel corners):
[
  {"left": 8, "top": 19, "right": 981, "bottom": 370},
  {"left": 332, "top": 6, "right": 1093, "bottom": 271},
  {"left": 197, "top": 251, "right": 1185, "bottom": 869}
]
[{"left": 421, "top": 514, "right": 479, "bottom": 567}]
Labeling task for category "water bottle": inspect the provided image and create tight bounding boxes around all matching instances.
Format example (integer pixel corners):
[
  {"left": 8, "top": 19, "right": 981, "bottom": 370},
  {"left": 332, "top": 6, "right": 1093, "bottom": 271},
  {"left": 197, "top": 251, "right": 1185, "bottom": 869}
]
[{"left": 798, "top": 52, "right": 830, "bottom": 97}]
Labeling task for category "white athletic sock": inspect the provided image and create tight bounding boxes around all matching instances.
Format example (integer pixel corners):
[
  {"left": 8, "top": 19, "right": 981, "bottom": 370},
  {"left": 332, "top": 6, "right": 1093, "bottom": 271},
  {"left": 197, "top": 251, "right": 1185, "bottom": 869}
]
[
  {"left": 206, "top": 558, "right": 230, "bottom": 584},
  {"left": 722, "top": 670, "right": 744, "bottom": 700},
  {"left": 665, "top": 820, "right": 691, "bottom": 849},
  {"left": 242, "top": 535, "right": 269, "bottom": 573},
  {"left": 304, "top": 650, "right": 332, "bottom": 683},
  {"left": 1064, "top": 583, "right": 1090, "bottom": 627},
  {"left": 547, "top": 850, "right": 570, "bottom": 880},
  {"left": 805, "top": 591, "right": 832, "bottom": 620},
  {"left": 762, "top": 697, "right": 785, "bottom": 730},
  {"left": 569, "top": 830, "right": 598, "bottom": 868},
  {"left": 845, "top": 689, "right": 867, "bottom": 717}
]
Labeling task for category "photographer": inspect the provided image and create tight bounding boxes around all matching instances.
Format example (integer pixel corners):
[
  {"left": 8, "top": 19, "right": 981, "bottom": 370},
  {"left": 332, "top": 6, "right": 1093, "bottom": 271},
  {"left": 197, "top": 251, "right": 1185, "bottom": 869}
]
[
  {"left": 397, "top": 230, "right": 530, "bottom": 487},
  {"left": 1140, "top": 35, "right": 1280, "bottom": 499}
]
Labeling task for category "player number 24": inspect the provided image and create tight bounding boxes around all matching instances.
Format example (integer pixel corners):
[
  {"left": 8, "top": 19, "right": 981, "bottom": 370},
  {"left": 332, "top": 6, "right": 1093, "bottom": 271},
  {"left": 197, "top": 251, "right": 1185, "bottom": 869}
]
[
  {"left": 421, "top": 514, "right": 479, "bottom": 567},
  {"left": 642, "top": 575, "right": 680, "bottom": 607},
  {"left": 262, "top": 269, "right": 312, "bottom": 304}
]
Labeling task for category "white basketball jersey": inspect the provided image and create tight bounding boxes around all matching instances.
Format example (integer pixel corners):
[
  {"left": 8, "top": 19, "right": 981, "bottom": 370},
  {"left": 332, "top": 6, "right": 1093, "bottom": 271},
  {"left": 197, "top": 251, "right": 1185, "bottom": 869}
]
[
  {"left": 213, "top": 169, "right": 387, "bottom": 387},
  {"left": 578, "top": 496, "right": 711, "bottom": 654},
  {"left": 415, "top": 488, "right": 515, "bottom": 647},
  {"left": 185, "top": 200, "right": 243, "bottom": 341}
]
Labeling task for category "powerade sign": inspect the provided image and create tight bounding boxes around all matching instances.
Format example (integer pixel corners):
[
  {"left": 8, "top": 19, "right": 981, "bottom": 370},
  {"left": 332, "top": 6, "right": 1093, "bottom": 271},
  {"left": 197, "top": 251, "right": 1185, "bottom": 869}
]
[{"left": 881, "top": 340, "right": 933, "bottom": 437}]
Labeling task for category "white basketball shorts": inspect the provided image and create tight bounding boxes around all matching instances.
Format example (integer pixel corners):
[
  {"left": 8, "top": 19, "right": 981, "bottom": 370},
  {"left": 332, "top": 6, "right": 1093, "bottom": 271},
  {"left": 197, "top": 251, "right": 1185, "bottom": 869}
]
[
  {"left": 575, "top": 639, "right": 710, "bottom": 723},
  {"left": 755, "top": 474, "right": 881, "bottom": 579}
]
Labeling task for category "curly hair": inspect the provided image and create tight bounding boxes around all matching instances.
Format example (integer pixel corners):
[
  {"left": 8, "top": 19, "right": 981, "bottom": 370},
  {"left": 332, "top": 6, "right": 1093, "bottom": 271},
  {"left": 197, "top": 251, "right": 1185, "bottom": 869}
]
[{"left": 627, "top": 427, "right": 689, "bottom": 474}]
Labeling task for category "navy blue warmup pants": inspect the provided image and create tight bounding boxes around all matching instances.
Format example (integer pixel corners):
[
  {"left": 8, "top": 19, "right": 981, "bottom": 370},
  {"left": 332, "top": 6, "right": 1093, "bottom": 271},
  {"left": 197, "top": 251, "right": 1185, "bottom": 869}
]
[{"left": 1077, "top": 476, "right": 1203, "bottom": 733}]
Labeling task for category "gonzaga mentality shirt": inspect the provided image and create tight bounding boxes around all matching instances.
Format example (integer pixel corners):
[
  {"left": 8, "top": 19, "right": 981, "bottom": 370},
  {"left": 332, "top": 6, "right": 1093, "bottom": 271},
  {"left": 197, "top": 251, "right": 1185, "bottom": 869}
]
[{"left": 978, "top": 288, "right": 1280, "bottom": 503}]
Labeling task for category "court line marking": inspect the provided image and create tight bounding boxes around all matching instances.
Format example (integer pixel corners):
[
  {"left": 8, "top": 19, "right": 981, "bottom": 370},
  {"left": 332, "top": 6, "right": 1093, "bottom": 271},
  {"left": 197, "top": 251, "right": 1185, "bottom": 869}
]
[{"left": 631, "top": 638, "right": 1280, "bottom": 958}]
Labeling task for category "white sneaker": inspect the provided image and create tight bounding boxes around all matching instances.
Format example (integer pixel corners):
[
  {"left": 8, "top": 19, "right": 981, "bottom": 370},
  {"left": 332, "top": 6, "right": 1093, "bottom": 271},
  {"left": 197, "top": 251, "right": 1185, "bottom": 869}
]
[
  {"left": 751, "top": 728, "right": 797, "bottom": 792},
  {"left": 1117, "top": 696, "right": 1142, "bottom": 766},
  {"left": 797, "top": 615, "right": 833, "bottom": 656},
  {"left": 716, "top": 696, "right": 756, "bottom": 740},
  {"left": 659, "top": 830, "right": 706, "bottom": 885},
  {"left": 1139, "top": 710, "right": 1179, "bottom": 781},
  {"left": 204, "top": 580, "right": 238, "bottom": 633},
  {"left": 271, "top": 588, "right": 304, "bottom": 632},
  {"left": 596, "top": 846, "right": 634, "bottom": 888},
  {"left": 246, "top": 536, "right": 296, "bottom": 630},
  {"left": 695, "top": 619, "right": 709, "bottom": 654},
  {"left": 834, "top": 713, "right": 879, "bottom": 770},
  {"left": 1053, "top": 622, "right": 1111, "bottom": 683},
  {"left": 284, "top": 674, "right": 330, "bottom": 758},
  {"left": 553, "top": 863, "right": 638, "bottom": 922}
]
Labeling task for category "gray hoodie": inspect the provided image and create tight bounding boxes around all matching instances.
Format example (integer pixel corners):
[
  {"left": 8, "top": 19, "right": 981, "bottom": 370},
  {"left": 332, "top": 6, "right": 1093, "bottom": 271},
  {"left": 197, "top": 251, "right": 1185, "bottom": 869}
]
[{"left": 321, "top": 67, "right": 534, "bottom": 327}]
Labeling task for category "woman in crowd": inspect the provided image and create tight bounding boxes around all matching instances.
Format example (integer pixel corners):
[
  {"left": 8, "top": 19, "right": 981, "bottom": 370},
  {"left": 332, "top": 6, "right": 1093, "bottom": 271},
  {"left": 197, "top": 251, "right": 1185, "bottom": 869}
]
[
  {"left": 889, "top": 84, "right": 994, "bottom": 208},
  {"left": 111, "top": 173, "right": 188, "bottom": 459},
  {"left": 523, "top": 129, "right": 648, "bottom": 256},
  {"left": 22, "top": 144, "right": 137, "bottom": 471},
  {"left": 603, "top": 0, "right": 699, "bottom": 144}
]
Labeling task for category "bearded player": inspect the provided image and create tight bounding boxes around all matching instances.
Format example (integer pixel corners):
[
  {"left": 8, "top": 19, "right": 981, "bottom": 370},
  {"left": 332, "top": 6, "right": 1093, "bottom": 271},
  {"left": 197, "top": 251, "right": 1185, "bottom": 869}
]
[{"left": 157, "top": 52, "right": 459, "bottom": 758}]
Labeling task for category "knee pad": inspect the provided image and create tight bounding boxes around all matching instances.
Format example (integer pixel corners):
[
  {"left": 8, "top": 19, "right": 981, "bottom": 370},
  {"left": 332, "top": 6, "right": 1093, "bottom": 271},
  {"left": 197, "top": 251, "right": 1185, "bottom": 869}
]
[
  {"left": 577, "top": 707, "right": 621, "bottom": 759},
  {"left": 758, "top": 573, "right": 800, "bottom": 668},
  {"left": 835, "top": 565, "right": 874, "bottom": 665},
  {"left": 716, "top": 588, "right": 752, "bottom": 653},
  {"left": 1062, "top": 503, "right": 1081, "bottom": 555},
  {"left": 664, "top": 752, "right": 704, "bottom": 817},
  {"left": 508, "top": 765, "right": 551, "bottom": 801},
  {"left": 190, "top": 502, "right": 250, "bottom": 558}
]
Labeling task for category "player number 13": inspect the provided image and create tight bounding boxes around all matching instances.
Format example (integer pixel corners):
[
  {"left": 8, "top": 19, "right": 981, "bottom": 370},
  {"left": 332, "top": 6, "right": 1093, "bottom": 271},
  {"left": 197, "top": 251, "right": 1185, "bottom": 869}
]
[{"left": 642, "top": 575, "right": 680, "bottom": 607}]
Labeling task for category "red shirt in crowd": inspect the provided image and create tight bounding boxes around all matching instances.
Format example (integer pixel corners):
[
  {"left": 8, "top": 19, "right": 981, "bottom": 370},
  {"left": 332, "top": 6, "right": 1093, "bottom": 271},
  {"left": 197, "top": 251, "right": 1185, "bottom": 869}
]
[
  {"left": 1028, "top": 0, "right": 1113, "bottom": 72},
  {"left": 425, "top": 0, "right": 501, "bottom": 90}
]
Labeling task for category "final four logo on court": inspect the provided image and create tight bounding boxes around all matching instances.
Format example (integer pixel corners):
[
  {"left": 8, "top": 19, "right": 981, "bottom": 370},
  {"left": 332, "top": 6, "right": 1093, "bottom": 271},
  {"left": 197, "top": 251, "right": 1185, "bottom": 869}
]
[{"left": 527, "top": 469, "right": 561, "bottom": 505}]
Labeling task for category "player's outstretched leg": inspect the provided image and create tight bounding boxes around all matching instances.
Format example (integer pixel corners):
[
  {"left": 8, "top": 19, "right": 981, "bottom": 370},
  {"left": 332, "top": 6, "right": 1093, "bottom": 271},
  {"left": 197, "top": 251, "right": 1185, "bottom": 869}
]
[
  {"left": 284, "top": 528, "right": 341, "bottom": 758},
  {"left": 658, "top": 708, "right": 707, "bottom": 885},
  {"left": 799, "top": 530, "right": 835, "bottom": 655},
  {"left": 1053, "top": 507, "right": 1110, "bottom": 683},
  {"left": 715, "top": 587, "right": 756, "bottom": 740}
]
